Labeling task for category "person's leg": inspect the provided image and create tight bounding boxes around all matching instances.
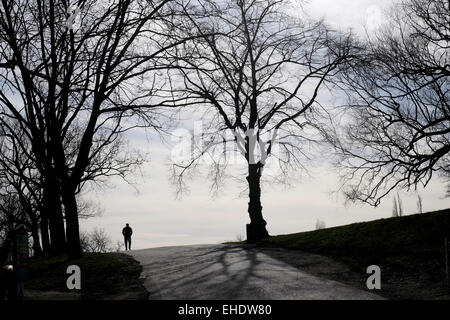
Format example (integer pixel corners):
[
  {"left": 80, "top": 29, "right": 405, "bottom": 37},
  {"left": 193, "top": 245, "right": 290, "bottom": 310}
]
[
  {"left": 124, "top": 237, "right": 127, "bottom": 251},
  {"left": 129, "top": 237, "right": 132, "bottom": 250}
]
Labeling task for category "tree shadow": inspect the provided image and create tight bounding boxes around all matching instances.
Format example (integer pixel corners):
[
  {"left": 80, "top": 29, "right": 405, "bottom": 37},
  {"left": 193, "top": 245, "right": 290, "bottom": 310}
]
[{"left": 142, "top": 245, "right": 268, "bottom": 300}]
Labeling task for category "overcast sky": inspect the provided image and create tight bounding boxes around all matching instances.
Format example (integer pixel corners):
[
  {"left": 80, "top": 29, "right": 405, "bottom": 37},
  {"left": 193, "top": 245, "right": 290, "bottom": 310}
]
[{"left": 80, "top": 0, "right": 449, "bottom": 250}]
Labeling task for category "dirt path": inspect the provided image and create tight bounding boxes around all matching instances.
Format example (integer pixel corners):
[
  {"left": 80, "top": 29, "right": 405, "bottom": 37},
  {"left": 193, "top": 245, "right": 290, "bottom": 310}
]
[{"left": 129, "top": 244, "right": 383, "bottom": 300}]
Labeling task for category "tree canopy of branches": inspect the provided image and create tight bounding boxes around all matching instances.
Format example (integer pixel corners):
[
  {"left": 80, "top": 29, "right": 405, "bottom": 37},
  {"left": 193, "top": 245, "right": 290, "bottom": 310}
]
[
  {"left": 171, "top": 0, "right": 351, "bottom": 241},
  {"left": 0, "top": 125, "right": 43, "bottom": 255},
  {"left": 334, "top": 0, "right": 449, "bottom": 206},
  {"left": 80, "top": 228, "right": 118, "bottom": 253},
  {"left": 0, "top": 0, "right": 186, "bottom": 259}
]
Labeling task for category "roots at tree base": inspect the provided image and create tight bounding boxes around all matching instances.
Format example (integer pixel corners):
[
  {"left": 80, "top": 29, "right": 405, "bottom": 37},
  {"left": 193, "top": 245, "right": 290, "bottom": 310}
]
[{"left": 246, "top": 221, "right": 269, "bottom": 242}]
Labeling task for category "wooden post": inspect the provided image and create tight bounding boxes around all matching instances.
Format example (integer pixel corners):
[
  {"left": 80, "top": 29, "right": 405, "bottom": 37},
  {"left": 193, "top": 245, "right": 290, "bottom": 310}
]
[{"left": 445, "top": 238, "right": 449, "bottom": 287}]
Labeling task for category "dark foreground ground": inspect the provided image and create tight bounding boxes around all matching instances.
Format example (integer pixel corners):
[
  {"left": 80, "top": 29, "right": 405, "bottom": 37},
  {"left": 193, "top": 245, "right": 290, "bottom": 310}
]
[
  {"left": 22, "top": 252, "right": 148, "bottom": 300},
  {"left": 257, "top": 208, "right": 450, "bottom": 300},
  {"left": 15, "top": 208, "right": 450, "bottom": 300}
]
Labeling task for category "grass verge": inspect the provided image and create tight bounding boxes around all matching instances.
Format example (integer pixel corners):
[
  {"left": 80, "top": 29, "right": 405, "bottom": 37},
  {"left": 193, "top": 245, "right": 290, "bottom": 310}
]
[
  {"left": 257, "top": 208, "right": 450, "bottom": 299},
  {"left": 25, "top": 252, "right": 148, "bottom": 300}
]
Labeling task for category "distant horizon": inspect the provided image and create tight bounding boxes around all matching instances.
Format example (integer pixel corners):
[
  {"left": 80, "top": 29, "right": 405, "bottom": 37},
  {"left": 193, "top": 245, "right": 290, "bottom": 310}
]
[{"left": 110, "top": 206, "right": 450, "bottom": 250}]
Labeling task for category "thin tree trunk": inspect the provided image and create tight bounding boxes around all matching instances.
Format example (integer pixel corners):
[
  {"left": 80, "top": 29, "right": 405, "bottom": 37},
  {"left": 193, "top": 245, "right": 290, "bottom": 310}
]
[
  {"left": 246, "top": 163, "right": 269, "bottom": 242},
  {"left": 44, "top": 177, "right": 66, "bottom": 254},
  {"left": 40, "top": 211, "right": 51, "bottom": 254},
  {"left": 18, "top": 194, "right": 43, "bottom": 256},
  {"left": 62, "top": 186, "right": 82, "bottom": 260},
  {"left": 27, "top": 211, "right": 42, "bottom": 256}
]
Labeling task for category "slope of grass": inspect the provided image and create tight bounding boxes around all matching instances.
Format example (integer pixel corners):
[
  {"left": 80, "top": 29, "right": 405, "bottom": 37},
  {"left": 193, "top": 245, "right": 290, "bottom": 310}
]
[
  {"left": 26, "top": 252, "right": 147, "bottom": 299},
  {"left": 259, "top": 208, "right": 450, "bottom": 299}
]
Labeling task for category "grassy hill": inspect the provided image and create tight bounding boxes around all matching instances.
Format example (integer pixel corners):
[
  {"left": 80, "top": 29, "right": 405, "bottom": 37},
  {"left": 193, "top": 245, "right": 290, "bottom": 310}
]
[{"left": 259, "top": 208, "right": 450, "bottom": 299}]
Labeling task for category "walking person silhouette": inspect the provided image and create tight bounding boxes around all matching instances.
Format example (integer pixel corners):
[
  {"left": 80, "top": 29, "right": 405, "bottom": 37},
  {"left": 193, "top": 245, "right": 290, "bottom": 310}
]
[{"left": 122, "top": 223, "right": 133, "bottom": 251}]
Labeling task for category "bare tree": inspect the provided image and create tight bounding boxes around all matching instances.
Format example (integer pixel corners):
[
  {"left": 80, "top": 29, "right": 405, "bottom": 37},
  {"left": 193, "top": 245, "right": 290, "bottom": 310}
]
[
  {"left": 80, "top": 228, "right": 115, "bottom": 253},
  {"left": 397, "top": 190, "right": 403, "bottom": 217},
  {"left": 334, "top": 0, "right": 450, "bottom": 206},
  {"left": 0, "top": 127, "right": 44, "bottom": 254},
  {"left": 392, "top": 196, "right": 399, "bottom": 217},
  {"left": 0, "top": 108, "right": 131, "bottom": 254},
  {"left": 170, "top": 0, "right": 351, "bottom": 241},
  {"left": 77, "top": 195, "right": 104, "bottom": 220},
  {"left": 392, "top": 191, "right": 403, "bottom": 217},
  {"left": 417, "top": 193, "right": 423, "bottom": 214},
  {"left": 315, "top": 219, "right": 326, "bottom": 230},
  {"left": 0, "top": 0, "right": 193, "bottom": 259}
]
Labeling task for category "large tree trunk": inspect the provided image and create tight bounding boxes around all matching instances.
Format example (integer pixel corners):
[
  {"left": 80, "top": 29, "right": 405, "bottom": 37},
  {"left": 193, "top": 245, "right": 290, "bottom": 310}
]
[
  {"left": 45, "top": 177, "right": 66, "bottom": 254},
  {"left": 62, "top": 186, "right": 82, "bottom": 260},
  {"left": 246, "top": 163, "right": 269, "bottom": 242}
]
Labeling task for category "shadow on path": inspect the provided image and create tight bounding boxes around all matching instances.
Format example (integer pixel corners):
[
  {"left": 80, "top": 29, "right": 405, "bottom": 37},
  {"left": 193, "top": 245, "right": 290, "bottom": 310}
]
[{"left": 129, "top": 244, "right": 383, "bottom": 300}]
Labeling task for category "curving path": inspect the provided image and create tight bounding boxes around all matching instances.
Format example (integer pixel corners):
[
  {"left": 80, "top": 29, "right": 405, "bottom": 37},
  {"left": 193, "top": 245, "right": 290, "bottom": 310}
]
[{"left": 128, "top": 244, "right": 383, "bottom": 300}]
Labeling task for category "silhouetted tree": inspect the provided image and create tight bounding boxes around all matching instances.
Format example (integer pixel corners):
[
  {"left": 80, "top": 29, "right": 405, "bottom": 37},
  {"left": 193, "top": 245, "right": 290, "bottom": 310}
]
[
  {"left": 0, "top": 0, "right": 193, "bottom": 259},
  {"left": 0, "top": 126, "right": 44, "bottom": 254},
  {"left": 0, "top": 107, "right": 132, "bottom": 255},
  {"left": 392, "top": 196, "right": 399, "bottom": 217},
  {"left": 170, "top": 0, "right": 351, "bottom": 241},
  {"left": 397, "top": 191, "right": 403, "bottom": 217},
  {"left": 417, "top": 193, "right": 423, "bottom": 214},
  {"left": 392, "top": 191, "right": 403, "bottom": 217},
  {"left": 80, "top": 228, "right": 115, "bottom": 253},
  {"left": 334, "top": 0, "right": 450, "bottom": 206},
  {"left": 315, "top": 219, "right": 326, "bottom": 230}
]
